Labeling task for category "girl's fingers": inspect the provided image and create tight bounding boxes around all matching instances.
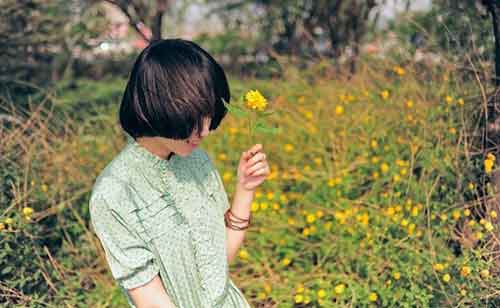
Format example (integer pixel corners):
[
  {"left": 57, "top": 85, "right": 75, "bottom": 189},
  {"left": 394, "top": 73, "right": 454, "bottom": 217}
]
[
  {"left": 247, "top": 164, "right": 270, "bottom": 177},
  {"left": 247, "top": 144, "right": 263, "bottom": 157},
  {"left": 247, "top": 152, "right": 266, "bottom": 166},
  {"left": 249, "top": 168, "right": 269, "bottom": 177},
  {"left": 246, "top": 161, "right": 266, "bottom": 175}
]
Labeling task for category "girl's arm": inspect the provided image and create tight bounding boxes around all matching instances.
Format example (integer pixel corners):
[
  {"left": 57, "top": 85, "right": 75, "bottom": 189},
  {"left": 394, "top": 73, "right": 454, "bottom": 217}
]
[
  {"left": 128, "top": 275, "right": 177, "bottom": 308},
  {"left": 225, "top": 144, "right": 270, "bottom": 263}
]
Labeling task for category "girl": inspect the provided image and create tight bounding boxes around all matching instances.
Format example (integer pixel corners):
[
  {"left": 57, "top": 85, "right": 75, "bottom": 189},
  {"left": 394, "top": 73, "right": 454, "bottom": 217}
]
[{"left": 89, "top": 39, "right": 269, "bottom": 308}]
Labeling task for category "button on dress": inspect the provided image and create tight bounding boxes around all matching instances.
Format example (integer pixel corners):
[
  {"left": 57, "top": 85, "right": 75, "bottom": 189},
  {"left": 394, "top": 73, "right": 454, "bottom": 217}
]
[{"left": 88, "top": 135, "right": 251, "bottom": 308}]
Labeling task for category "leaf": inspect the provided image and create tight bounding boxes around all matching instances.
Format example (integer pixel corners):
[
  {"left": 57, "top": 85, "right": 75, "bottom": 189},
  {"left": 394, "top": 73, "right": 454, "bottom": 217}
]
[
  {"left": 254, "top": 121, "right": 281, "bottom": 134},
  {"left": 223, "top": 98, "right": 249, "bottom": 118}
]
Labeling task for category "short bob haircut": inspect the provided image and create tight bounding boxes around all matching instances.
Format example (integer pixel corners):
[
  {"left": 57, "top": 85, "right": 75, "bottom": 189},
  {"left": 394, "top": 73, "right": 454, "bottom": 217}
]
[{"left": 119, "top": 39, "right": 230, "bottom": 140}]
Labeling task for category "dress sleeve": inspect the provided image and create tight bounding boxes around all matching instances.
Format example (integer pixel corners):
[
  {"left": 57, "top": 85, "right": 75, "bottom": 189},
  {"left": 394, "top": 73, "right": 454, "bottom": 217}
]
[{"left": 89, "top": 192, "right": 160, "bottom": 290}]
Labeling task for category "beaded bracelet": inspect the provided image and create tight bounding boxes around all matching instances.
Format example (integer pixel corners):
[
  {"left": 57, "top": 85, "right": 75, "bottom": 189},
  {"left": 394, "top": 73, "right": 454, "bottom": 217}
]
[{"left": 224, "top": 209, "right": 252, "bottom": 230}]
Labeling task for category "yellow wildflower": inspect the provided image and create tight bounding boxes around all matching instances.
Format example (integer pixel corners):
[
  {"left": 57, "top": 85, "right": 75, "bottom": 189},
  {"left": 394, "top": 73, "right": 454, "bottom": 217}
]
[
  {"left": 317, "top": 289, "right": 326, "bottom": 299},
  {"left": 222, "top": 171, "right": 232, "bottom": 182},
  {"left": 23, "top": 207, "right": 34, "bottom": 217},
  {"left": 460, "top": 266, "right": 471, "bottom": 277},
  {"left": 251, "top": 202, "right": 259, "bottom": 212},
  {"left": 393, "top": 66, "right": 405, "bottom": 76},
  {"left": 296, "top": 284, "right": 304, "bottom": 293},
  {"left": 464, "top": 209, "right": 471, "bottom": 217},
  {"left": 433, "top": 263, "right": 445, "bottom": 272},
  {"left": 239, "top": 249, "right": 249, "bottom": 260},
  {"left": 369, "top": 292, "right": 378, "bottom": 302},
  {"left": 335, "top": 105, "right": 344, "bottom": 115},
  {"left": 282, "top": 258, "right": 291, "bottom": 266},
  {"left": 442, "top": 273, "right": 451, "bottom": 282},
  {"left": 5, "top": 218, "right": 13, "bottom": 225},
  {"left": 380, "top": 90, "right": 390, "bottom": 100},
  {"left": 41, "top": 184, "right": 48, "bottom": 193},
  {"left": 490, "top": 210, "right": 497, "bottom": 218},
  {"left": 380, "top": 163, "right": 389, "bottom": 173},
  {"left": 306, "top": 214, "right": 316, "bottom": 224},
  {"left": 218, "top": 153, "right": 227, "bottom": 161},
  {"left": 458, "top": 98, "right": 464, "bottom": 106},
  {"left": 445, "top": 96, "right": 453, "bottom": 104},
  {"left": 294, "top": 294, "right": 304, "bottom": 303},
  {"left": 393, "top": 272, "right": 401, "bottom": 280},
  {"left": 334, "top": 284, "right": 345, "bottom": 295},
  {"left": 284, "top": 144, "right": 294, "bottom": 153},
  {"left": 480, "top": 269, "right": 490, "bottom": 279},
  {"left": 257, "top": 292, "right": 266, "bottom": 300},
  {"left": 245, "top": 90, "right": 267, "bottom": 111},
  {"left": 484, "top": 221, "right": 494, "bottom": 232},
  {"left": 405, "top": 100, "right": 414, "bottom": 108},
  {"left": 485, "top": 158, "right": 495, "bottom": 174}
]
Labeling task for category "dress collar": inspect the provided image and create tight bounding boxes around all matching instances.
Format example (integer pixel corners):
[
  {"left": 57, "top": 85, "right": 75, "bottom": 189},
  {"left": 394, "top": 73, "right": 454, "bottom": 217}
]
[{"left": 127, "top": 136, "right": 178, "bottom": 169}]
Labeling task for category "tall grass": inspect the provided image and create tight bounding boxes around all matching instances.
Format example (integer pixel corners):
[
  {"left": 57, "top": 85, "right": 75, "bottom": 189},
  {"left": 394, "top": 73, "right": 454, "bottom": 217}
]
[{"left": 1, "top": 59, "right": 498, "bottom": 307}]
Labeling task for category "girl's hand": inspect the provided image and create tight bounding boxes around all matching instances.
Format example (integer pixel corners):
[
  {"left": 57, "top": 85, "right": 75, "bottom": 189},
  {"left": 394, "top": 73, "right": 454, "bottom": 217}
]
[{"left": 237, "top": 144, "right": 270, "bottom": 191}]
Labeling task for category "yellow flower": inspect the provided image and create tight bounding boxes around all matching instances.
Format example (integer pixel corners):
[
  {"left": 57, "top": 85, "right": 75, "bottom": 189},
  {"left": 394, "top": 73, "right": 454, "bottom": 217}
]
[
  {"left": 480, "top": 269, "right": 490, "bottom": 279},
  {"left": 0, "top": 223, "right": 4, "bottom": 231},
  {"left": 371, "top": 139, "right": 378, "bottom": 149},
  {"left": 245, "top": 90, "right": 267, "bottom": 111},
  {"left": 485, "top": 158, "right": 495, "bottom": 174},
  {"left": 393, "top": 272, "right": 401, "bottom": 280},
  {"left": 306, "top": 214, "right": 316, "bottom": 224},
  {"left": 222, "top": 171, "right": 232, "bottom": 182},
  {"left": 393, "top": 66, "right": 405, "bottom": 76},
  {"left": 380, "top": 163, "right": 389, "bottom": 173},
  {"left": 257, "top": 292, "right": 266, "bottom": 300},
  {"left": 251, "top": 202, "right": 259, "bottom": 212},
  {"left": 284, "top": 144, "right": 294, "bottom": 153},
  {"left": 239, "top": 249, "right": 249, "bottom": 260},
  {"left": 260, "top": 202, "right": 268, "bottom": 210},
  {"left": 317, "top": 289, "right": 326, "bottom": 298},
  {"left": 282, "top": 258, "right": 291, "bottom": 266},
  {"left": 460, "top": 266, "right": 471, "bottom": 277},
  {"left": 433, "top": 263, "right": 445, "bottom": 272},
  {"left": 445, "top": 96, "right": 453, "bottom": 104},
  {"left": 316, "top": 210, "right": 324, "bottom": 218},
  {"left": 335, "top": 105, "right": 344, "bottom": 115},
  {"left": 264, "top": 284, "right": 272, "bottom": 293},
  {"left": 369, "top": 292, "right": 378, "bottom": 302},
  {"left": 294, "top": 294, "right": 304, "bottom": 303},
  {"left": 380, "top": 90, "right": 390, "bottom": 100},
  {"left": 302, "top": 228, "right": 310, "bottom": 236},
  {"left": 5, "top": 218, "right": 13, "bottom": 225},
  {"left": 484, "top": 221, "right": 494, "bottom": 232},
  {"left": 41, "top": 184, "right": 48, "bottom": 193},
  {"left": 313, "top": 157, "right": 322, "bottom": 166},
  {"left": 334, "top": 284, "right": 345, "bottom": 295},
  {"left": 218, "top": 153, "right": 227, "bottom": 161},
  {"left": 490, "top": 210, "right": 497, "bottom": 218},
  {"left": 458, "top": 98, "right": 464, "bottom": 105},
  {"left": 405, "top": 100, "right": 414, "bottom": 108},
  {"left": 23, "top": 207, "right": 34, "bottom": 217},
  {"left": 442, "top": 273, "right": 451, "bottom": 283},
  {"left": 464, "top": 209, "right": 471, "bottom": 217},
  {"left": 452, "top": 210, "right": 460, "bottom": 220}
]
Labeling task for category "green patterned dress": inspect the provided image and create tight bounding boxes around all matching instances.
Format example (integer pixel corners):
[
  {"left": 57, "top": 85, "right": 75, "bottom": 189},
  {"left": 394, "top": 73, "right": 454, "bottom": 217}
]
[{"left": 89, "top": 136, "right": 251, "bottom": 308}]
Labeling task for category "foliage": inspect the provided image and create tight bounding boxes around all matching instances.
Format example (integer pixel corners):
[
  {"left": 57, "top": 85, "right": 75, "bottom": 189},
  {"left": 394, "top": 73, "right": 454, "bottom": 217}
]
[
  {"left": 2, "top": 58, "right": 499, "bottom": 306},
  {"left": 388, "top": 1, "right": 494, "bottom": 68}
]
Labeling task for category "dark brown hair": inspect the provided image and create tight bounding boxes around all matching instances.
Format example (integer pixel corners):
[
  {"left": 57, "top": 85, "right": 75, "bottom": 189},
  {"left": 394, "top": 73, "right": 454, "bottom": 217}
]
[{"left": 119, "top": 39, "right": 230, "bottom": 140}]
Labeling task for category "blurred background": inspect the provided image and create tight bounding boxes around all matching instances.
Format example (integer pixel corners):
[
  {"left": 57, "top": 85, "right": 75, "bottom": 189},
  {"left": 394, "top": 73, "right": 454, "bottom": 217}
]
[{"left": 1, "top": 0, "right": 500, "bottom": 307}]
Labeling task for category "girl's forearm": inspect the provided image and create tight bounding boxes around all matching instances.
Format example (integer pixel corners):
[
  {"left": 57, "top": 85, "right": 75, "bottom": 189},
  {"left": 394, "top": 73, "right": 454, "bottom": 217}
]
[{"left": 225, "top": 183, "right": 254, "bottom": 262}]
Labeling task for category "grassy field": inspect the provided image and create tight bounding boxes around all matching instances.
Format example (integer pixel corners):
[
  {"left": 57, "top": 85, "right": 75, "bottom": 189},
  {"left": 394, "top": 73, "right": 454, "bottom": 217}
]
[{"left": 1, "top": 59, "right": 499, "bottom": 307}]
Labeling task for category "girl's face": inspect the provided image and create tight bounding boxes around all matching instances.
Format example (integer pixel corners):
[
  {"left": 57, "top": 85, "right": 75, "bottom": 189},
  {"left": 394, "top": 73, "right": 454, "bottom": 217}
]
[{"left": 163, "top": 116, "right": 212, "bottom": 158}]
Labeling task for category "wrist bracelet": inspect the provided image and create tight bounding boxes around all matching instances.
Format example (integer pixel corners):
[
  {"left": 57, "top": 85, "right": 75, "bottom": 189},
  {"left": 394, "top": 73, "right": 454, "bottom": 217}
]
[{"left": 224, "top": 210, "right": 251, "bottom": 230}]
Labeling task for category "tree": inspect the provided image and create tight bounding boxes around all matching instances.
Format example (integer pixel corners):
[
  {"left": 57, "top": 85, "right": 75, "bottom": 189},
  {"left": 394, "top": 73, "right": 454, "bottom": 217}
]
[
  {"left": 102, "top": 0, "right": 173, "bottom": 42},
  {"left": 210, "top": 0, "right": 383, "bottom": 72}
]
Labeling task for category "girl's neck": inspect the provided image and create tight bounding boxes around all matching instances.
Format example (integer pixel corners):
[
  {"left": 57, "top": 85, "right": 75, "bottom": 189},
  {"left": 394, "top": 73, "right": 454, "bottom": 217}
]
[{"left": 135, "top": 137, "right": 174, "bottom": 161}]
